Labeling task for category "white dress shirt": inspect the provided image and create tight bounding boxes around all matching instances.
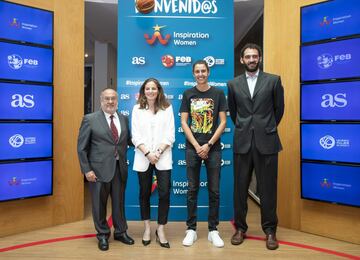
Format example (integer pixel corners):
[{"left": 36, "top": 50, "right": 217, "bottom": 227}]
[
  {"left": 131, "top": 104, "right": 175, "bottom": 171},
  {"left": 103, "top": 111, "right": 121, "bottom": 138},
  {"left": 245, "top": 70, "right": 259, "bottom": 98}
]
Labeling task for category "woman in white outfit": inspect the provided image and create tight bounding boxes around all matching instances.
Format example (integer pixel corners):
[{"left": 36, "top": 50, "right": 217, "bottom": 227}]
[{"left": 131, "top": 78, "right": 175, "bottom": 248}]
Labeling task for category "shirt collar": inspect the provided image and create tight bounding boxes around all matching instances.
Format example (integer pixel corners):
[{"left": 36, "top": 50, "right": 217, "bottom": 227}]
[
  {"left": 103, "top": 111, "right": 116, "bottom": 119},
  {"left": 245, "top": 70, "right": 259, "bottom": 79}
]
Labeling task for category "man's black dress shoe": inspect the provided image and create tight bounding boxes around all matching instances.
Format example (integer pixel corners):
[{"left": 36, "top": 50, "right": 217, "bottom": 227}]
[
  {"left": 114, "top": 233, "right": 135, "bottom": 245},
  {"left": 231, "top": 230, "right": 246, "bottom": 245},
  {"left": 266, "top": 234, "right": 279, "bottom": 250},
  {"left": 98, "top": 238, "right": 109, "bottom": 251}
]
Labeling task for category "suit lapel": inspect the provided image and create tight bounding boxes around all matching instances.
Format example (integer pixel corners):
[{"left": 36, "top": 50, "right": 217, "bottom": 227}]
[
  {"left": 252, "top": 71, "right": 266, "bottom": 99},
  {"left": 239, "top": 74, "right": 251, "bottom": 99},
  {"left": 117, "top": 112, "right": 126, "bottom": 144},
  {"left": 97, "top": 111, "right": 114, "bottom": 142}
]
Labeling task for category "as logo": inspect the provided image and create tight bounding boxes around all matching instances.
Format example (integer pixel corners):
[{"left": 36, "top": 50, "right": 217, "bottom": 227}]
[
  {"left": 120, "top": 110, "right": 130, "bottom": 116},
  {"left": 11, "top": 94, "right": 35, "bottom": 108},
  {"left": 321, "top": 93, "right": 347, "bottom": 108},
  {"left": 120, "top": 94, "right": 130, "bottom": 100},
  {"left": 177, "top": 143, "right": 186, "bottom": 149},
  {"left": 132, "top": 56, "right": 145, "bottom": 65},
  {"left": 144, "top": 24, "right": 170, "bottom": 45}
]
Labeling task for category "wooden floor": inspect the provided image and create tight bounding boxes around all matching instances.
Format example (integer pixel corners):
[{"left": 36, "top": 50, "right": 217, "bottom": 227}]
[{"left": 0, "top": 185, "right": 359, "bottom": 259}]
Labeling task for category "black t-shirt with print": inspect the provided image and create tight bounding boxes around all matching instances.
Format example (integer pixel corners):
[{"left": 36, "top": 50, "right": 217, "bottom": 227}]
[{"left": 179, "top": 86, "right": 228, "bottom": 151}]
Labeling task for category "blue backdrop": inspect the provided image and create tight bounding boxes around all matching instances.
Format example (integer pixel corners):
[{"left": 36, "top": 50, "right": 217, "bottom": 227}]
[{"left": 117, "top": 0, "right": 234, "bottom": 221}]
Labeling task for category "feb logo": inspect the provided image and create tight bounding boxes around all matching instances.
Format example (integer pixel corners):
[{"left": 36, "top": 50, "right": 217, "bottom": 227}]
[
  {"left": 161, "top": 55, "right": 174, "bottom": 68},
  {"left": 9, "top": 134, "right": 25, "bottom": 148},
  {"left": 319, "top": 135, "right": 335, "bottom": 150},
  {"left": 8, "top": 54, "right": 23, "bottom": 69},
  {"left": 317, "top": 53, "right": 333, "bottom": 69},
  {"left": 144, "top": 24, "right": 170, "bottom": 45}
]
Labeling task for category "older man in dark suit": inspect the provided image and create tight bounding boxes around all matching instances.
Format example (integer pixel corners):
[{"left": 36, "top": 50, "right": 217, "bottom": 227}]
[
  {"left": 77, "top": 88, "right": 134, "bottom": 251},
  {"left": 227, "top": 43, "right": 284, "bottom": 250}
]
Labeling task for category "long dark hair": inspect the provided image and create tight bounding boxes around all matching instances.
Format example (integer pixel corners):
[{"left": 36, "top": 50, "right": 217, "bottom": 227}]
[{"left": 137, "top": 78, "right": 170, "bottom": 113}]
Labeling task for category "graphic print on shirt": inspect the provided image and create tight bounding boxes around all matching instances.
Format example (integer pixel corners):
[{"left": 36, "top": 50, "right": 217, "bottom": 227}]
[{"left": 190, "top": 98, "right": 214, "bottom": 134}]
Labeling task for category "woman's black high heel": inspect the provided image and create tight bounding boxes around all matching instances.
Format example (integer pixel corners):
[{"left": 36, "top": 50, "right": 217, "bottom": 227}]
[
  {"left": 142, "top": 239, "right": 151, "bottom": 246},
  {"left": 142, "top": 230, "right": 151, "bottom": 246},
  {"left": 155, "top": 230, "right": 170, "bottom": 248}
]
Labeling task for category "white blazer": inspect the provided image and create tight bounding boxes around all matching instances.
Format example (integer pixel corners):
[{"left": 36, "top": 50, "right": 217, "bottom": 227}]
[{"left": 131, "top": 104, "right": 175, "bottom": 172}]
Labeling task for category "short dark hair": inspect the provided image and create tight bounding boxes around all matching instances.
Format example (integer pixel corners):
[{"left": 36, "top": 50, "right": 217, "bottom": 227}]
[
  {"left": 137, "top": 78, "right": 170, "bottom": 113},
  {"left": 192, "top": 60, "right": 209, "bottom": 72},
  {"left": 240, "top": 43, "right": 262, "bottom": 58}
]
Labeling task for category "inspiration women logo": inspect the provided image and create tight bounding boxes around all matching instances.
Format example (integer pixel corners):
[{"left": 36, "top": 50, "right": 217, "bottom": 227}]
[{"left": 144, "top": 24, "right": 171, "bottom": 45}]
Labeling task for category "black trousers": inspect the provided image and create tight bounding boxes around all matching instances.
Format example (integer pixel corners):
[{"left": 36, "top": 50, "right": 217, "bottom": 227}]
[
  {"left": 137, "top": 164, "right": 171, "bottom": 225},
  {"left": 233, "top": 136, "right": 278, "bottom": 235},
  {"left": 186, "top": 149, "right": 221, "bottom": 231},
  {"left": 89, "top": 163, "right": 127, "bottom": 240}
]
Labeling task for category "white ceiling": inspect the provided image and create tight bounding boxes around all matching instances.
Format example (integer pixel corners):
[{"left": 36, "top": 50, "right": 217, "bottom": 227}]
[{"left": 85, "top": 0, "right": 263, "bottom": 63}]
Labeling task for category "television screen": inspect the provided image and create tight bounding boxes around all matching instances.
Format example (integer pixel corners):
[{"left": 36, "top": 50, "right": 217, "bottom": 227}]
[
  {"left": 0, "top": 41, "right": 53, "bottom": 83},
  {"left": 301, "top": 123, "right": 360, "bottom": 164},
  {"left": 0, "top": 122, "right": 52, "bottom": 161},
  {"left": 0, "top": 82, "right": 53, "bottom": 120},
  {"left": 301, "top": 38, "right": 360, "bottom": 82},
  {"left": 301, "top": 162, "right": 360, "bottom": 207},
  {"left": 301, "top": 0, "right": 360, "bottom": 43},
  {"left": 0, "top": 160, "right": 52, "bottom": 202},
  {"left": 301, "top": 81, "right": 360, "bottom": 121},
  {"left": 0, "top": 0, "right": 53, "bottom": 46}
]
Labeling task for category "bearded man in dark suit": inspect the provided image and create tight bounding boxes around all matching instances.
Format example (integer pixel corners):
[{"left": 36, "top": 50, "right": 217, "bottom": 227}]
[
  {"left": 227, "top": 43, "right": 284, "bottom": 250},
  {"left": 77, "top": 88, "right": 134, "bottom": 251}
]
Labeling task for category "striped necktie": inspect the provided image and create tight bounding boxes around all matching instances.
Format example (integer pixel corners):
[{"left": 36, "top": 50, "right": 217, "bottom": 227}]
[{"left": 110, "top": 115, "right": 119, "bottom": 144}]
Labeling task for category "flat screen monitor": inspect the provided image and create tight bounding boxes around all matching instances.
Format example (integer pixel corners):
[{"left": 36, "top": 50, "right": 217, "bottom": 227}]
[
  {"left": 301, "top": 162, "right": 360, "bottom": 207},
  {"left": 0, "top": 122, "right": 52, "bottom": 161},
  {"left": 0, "top": 82, "right": 53, "bottom": 120},
  {"left": 0, "top": 41, "right": 53, "bottom": 83},
  {"left": 0, "top": 0, "right": 53, "bottom": 46},
  {"left": 301, "top": 0, "right": 360, "bottom": 44},
  {"left": 0, "top": 160, "right": 52, "bottom": 202},
  {"left": 301, "top": 81, "right": 360, "bottom": 121},
  {"left": 301, "top": 123, "right": 360, "bottom": 164},
  {"left": 301, "top": 38, "right": 360, "bottom": 82}
]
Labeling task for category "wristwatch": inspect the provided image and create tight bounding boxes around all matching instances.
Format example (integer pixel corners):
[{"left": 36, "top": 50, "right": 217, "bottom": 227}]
[{"left": 207, "top": 142, "right": 213, "bottom": 148}]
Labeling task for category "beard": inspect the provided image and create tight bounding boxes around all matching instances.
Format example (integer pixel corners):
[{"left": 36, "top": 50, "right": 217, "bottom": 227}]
[{"left": 244, "top": 61, "right": 260, "bottom": 72}]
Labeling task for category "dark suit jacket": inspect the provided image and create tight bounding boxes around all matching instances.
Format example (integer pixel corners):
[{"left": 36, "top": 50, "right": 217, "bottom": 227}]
[
  {"left": 77, "top": 110, "right": 131, "bottom": 182},
  {"left": 227, "top": 71, "right": 284, "bottom": 155}
]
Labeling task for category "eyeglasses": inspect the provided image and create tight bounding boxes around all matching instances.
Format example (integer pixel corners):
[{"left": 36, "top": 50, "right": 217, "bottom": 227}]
[{"left": 102, "top": 96, "right": 117, "bottom": 101}]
